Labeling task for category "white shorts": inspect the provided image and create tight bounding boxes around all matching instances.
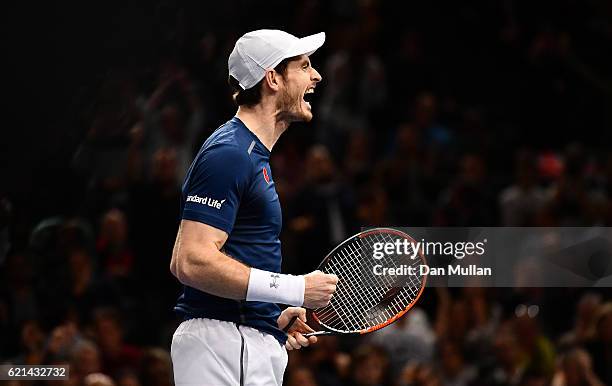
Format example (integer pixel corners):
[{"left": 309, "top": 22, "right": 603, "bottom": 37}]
[{"left": 171, "top": 318, "right": 288, "bottom": 386}]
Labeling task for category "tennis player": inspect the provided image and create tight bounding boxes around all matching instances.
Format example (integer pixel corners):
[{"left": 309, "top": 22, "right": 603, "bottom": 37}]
[{"left": 169, "top": 30, "right": 338, "bottom": 385}]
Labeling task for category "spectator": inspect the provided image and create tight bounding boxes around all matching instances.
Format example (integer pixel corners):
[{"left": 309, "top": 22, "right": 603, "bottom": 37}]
[
  {"left": 116, "top": 371, "right": 141, "bottom": 386},
  {"left": 551, "top": 348, "right": 604, "bottom": 386},
  {"left": 343, "top": 130, "right": 373, "bottom": 188},
  {"left": 559, "top": 292, "right": 602, "bottom": 348},
  {"left": 513, "top": 314, "right": 556, "bottom": 379},
  {"left": 461, "top": 287, "right": 502, "bottom": 362},
  {"left": 286, "top": 366, "right": 319, "bottom": 386},
  {"left": 14, "top": 319, "right": 46, "bottom": 364},
  {"left": 139, "top": 348, "right": 173, "bottom": 386},
  {"left": 542, "top": 144, "right": 601, "bottom": 226},
  {"left": 128, "top": 147, "right": 181, "bottom": 281},
  {"left": 288, "top": 145, "right": 356, "bottom": 272},
  {"left": 92, "top": 307, "right": 142, "bottom": 377},
  {"left": 307, "top": 334, "right": 351, "bottom": 386},
  {"left": 64, "top": 247, "right": 121, "bottom": 324},
  {"left": 96, "top": 209, "right": 134, "bottom": 278},
  {"left": 70, "top": 340, "right": 102, "bottom": 381},
  {"left": 585, "top": 302, "right": 612, "bottom": 385},
  {"left": 412, "top": 92, "right": 453, "bottom": 150},
  {"left": 434, "top": 154, "right": 497, "bottom": 226},
  {"left": 499, "top": 150, "right": 547, "bottom": 226},
  {"left": 435, "top": 294, "right": 470, "bottom": 348},
  {"left": 1, "top": 253, "right": 38, "bottom": 328},
  {"left": 437, "top": 340, "right": 477, "bottom": 386},
  {"left": 370, "top": 307, "right": 435, "bottom": 376},
  {"left": 348, "top": 344, "right": 390, "bottom": 386},
  {"left": 71, "top": 72, "right": 142, "bottom": 216},
  {"left": 376, "top": 124, "right": 435, "bottom": 225},
  {"left": 84, "top": 373, "right": 116, "bottom": 386},
  {"left": 126, "top": 147, "right": 183, "bottom": 342},
  {"left": 46, "top": 322, "right": 82, "bottom": 362},
  {"left": 139, "top": 64, "right": 204, "bottom": 184},
  {"left": 484, "top": 329, "right": 526, "bottom": 386},
  {"left": 356, "top": 186, "right": 390, "bottom": 225},
  {"left": 399, "top": 362, "right": 442, "bottom": 386}
]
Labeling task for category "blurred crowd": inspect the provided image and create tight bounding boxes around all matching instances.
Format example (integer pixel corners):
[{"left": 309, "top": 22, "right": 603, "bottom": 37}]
[{"left": 2, "top": 0, "right": 612, "bottom": 385}]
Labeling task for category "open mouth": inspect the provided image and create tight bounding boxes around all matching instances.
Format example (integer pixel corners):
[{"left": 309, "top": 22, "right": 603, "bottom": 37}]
[{"left": 303, "top": 87, "right": 315, "bottom": 108}]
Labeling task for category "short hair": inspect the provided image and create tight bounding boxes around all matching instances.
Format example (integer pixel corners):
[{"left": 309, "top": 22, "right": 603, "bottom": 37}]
[{"left": 228, "top": 56, "right": 299, "bottom": 107}]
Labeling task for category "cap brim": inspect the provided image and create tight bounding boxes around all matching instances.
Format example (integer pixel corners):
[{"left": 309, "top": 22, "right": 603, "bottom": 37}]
[{"left": 286, "top": 32, "right": 325, "bottom": 58}]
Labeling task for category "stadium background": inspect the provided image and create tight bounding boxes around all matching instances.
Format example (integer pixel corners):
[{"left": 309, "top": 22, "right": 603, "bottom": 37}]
[{"left": 2, "top": 1, "right": 612, "bottom": 385}]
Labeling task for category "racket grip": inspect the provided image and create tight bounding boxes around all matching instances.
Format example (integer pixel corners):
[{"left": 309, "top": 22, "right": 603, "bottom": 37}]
[
  {"left": 284, "top": 317, "right": 333, "bottom": 336},
  {"left": 303, "top": 331, "right": 332, "bottom": 337},
  {"left": 283, "top": 315, "right": 299, "bottom": 332}
]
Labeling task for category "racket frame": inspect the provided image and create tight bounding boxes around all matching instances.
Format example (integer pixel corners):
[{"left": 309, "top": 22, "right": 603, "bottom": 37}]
[{"left": 286, "top": 227, "right": 427, "bottom": 337}]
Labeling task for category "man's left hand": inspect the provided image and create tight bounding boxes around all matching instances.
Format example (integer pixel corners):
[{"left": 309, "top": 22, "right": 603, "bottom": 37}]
[{"left": 277, "top": 307, "right": 318, "bottom": 350}]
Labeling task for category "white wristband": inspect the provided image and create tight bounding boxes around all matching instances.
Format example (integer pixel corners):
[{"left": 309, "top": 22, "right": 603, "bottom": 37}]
[{"left": 246, "top": 268, "right": 305, "bottom": 306}]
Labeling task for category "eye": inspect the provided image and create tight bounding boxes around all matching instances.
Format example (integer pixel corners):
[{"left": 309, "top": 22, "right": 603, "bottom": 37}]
[{"left": 302, "top": 62, "right": 310, "bottom": 70}]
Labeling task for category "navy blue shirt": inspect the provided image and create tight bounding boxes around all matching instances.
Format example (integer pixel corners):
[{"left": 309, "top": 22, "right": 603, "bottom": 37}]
[{"left": 174, "top": 117, "right": 286, "bottom": 344}]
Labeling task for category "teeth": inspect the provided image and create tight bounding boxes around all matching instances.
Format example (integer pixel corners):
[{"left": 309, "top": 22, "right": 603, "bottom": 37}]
[{"left": 305, "top": 89, "right": 314, "bottom": 94}]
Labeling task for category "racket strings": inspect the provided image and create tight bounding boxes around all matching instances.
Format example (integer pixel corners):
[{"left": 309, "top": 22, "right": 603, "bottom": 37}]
[
  {"left": 314, "top": 231, "right": 425, "bottom": 333},
  {"left": 360, "top": 233, "right": 422, "bottom": 325},
  {"left": 368, "top": 233, "right": 423, "bottom": 323},
  {"left": 316, "top": 236, "right": 388, "bottom": 328},
  {"left": 321, "top": 248, "right": 377, "bottom": 329}
]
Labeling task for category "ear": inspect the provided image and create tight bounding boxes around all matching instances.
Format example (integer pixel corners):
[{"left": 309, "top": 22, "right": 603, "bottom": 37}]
[{"left": 263, "top": 70, "right": 282, "bottom": 92}]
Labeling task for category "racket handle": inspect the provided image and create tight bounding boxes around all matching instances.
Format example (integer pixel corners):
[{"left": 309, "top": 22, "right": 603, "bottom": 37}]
[
  {"left": 284, "top": 317, "right": 335, "bottom": 336},
  {"left": 302, "top": 331, "right": 333, "bottom": 337},
  {"left": 283, "top": 315, "right": 299, "bottom": 332}
]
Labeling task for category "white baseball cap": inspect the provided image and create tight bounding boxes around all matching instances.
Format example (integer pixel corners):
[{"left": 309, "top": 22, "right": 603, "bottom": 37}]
[{"left": 228, "top": 29, "right": 325, "bottom": 90}]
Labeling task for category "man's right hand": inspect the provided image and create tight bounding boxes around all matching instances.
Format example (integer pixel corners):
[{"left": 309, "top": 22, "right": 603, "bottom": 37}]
[{"left": 303, "top": 270, "right": 338, "bottom": 308}]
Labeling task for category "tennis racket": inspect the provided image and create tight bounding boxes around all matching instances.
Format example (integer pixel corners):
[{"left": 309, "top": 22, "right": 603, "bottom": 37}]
[{"left": 284, "top": 227, "right": 427, "bottom": 336}]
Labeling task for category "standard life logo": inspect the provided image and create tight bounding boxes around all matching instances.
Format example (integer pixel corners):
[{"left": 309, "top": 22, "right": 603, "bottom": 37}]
[{"left": 186, "top": 195, "right": 226, "bottom": 210}]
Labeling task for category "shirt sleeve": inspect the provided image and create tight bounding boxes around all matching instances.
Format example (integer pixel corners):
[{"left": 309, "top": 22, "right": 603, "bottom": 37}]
[{"left": 182, "top": 144, "right": 252, "bottom": 234}]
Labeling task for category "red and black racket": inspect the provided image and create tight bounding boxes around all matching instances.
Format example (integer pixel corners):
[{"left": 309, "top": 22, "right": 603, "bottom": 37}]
[{"left": 285, "top": 227, "right": 427, "bottom": 336}]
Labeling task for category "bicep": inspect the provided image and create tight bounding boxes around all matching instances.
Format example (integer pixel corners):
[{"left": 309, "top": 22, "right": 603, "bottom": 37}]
[
  {"left": 172, "top": 219, "right": 250, "bottom": 298},
  {"left": 177, "top": 219, "right": 229, "bottom": 257}
]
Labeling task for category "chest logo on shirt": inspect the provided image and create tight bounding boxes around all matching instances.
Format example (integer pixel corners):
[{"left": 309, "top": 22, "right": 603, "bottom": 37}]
[{"left": 262, "top": 167, "right": 271, "bottom": 184}]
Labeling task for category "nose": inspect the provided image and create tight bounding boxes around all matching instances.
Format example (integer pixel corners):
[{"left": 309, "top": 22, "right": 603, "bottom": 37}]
[{"left": 311, "top": 67, "right": 322, "bottom": 83}]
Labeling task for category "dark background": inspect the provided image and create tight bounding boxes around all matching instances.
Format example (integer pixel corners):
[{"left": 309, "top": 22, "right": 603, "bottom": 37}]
[{"left": 2, "top": 1, "right": 612, "bottom": 386}]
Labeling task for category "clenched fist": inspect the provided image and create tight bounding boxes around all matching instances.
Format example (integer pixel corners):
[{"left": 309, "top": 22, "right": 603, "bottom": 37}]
[{"left": 303, "top": 270, "right": 338, "bottom": 308}]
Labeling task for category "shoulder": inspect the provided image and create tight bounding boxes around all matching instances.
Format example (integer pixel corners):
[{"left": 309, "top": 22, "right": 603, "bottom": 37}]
[
  {"left": 201, "top": 141, "right": 253, "bottom": 167},
  {"left": 189, "top": 129, "right": 255, "bottom": 186},
  {"left": 188, "top": 144, "right": 253, "bottom": 190},
  {"left": 199, "top": 121, "right": 256, "bottom": 165},
  {"left": 205, "top": 119, "right": 254, "bottom": 150}
]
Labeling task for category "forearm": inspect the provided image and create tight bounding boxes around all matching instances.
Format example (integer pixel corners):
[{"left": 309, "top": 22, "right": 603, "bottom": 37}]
[{"left": 178, "top": 250, "right": 305, "bottom": 305}]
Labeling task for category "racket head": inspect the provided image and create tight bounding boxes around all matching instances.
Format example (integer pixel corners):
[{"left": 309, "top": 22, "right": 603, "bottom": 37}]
[{"left": 311, "top": 227, "right": 427, "bottom": 335}]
